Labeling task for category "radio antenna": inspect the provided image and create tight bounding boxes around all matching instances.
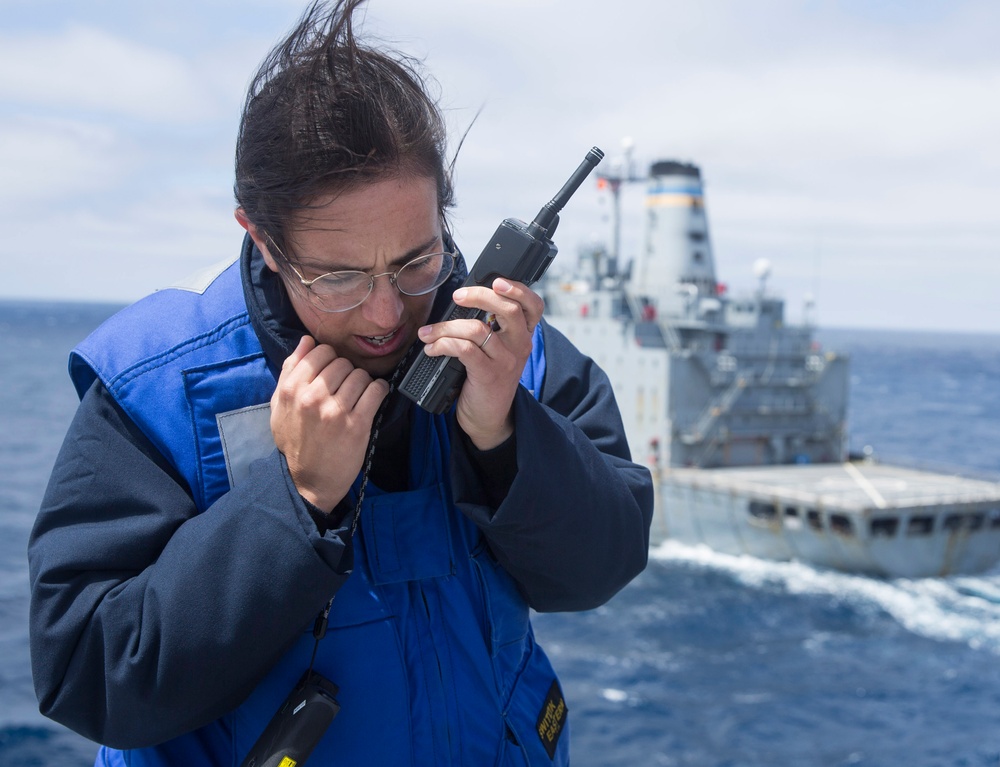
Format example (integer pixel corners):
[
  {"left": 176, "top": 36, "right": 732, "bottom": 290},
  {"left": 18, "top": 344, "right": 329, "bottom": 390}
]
[{"left": 529, "top": 147, "right": 605, "bottom": 238}]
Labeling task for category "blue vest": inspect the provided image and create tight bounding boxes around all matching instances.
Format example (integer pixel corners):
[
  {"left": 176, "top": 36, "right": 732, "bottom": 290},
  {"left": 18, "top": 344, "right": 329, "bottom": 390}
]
[{"left": 73, "top": 258, "right": 566, "bottom": 766}]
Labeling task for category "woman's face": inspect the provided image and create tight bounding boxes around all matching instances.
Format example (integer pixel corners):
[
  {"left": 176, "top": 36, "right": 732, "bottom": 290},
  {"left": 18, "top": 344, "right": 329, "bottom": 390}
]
[{"left": 246, "top": 175, "right": 445, "bottom": 378}]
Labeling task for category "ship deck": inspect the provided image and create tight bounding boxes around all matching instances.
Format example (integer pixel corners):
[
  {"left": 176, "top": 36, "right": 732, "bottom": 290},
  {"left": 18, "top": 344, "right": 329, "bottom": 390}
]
[{"left": 662, "top": 462, "right": 1000, "bottom": 511}]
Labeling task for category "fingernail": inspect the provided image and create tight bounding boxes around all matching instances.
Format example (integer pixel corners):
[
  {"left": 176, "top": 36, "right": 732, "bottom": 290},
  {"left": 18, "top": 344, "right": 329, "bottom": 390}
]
[
  {"left": 453, "top": 288, "right": 467, "bottom": 301},
  {"left": 494, "top": 278, "right": 512, "bottom": 292},
  {"left": 418, "top": 325, "right": 432, "bottom": 339}
]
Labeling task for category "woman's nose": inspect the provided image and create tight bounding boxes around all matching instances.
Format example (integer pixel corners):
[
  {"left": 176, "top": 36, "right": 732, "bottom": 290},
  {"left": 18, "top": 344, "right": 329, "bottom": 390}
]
[{"left": 360, "top": 273, "right": 404, "bottom": 327}]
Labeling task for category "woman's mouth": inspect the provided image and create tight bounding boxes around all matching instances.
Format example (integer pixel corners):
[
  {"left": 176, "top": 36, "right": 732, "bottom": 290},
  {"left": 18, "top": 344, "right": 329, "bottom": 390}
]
[
  {"left": 365, "top": 331, "right": 396, "bottom": 346},
  {"left": 355, "top": 326, "right": 407, "bottom": 356}
]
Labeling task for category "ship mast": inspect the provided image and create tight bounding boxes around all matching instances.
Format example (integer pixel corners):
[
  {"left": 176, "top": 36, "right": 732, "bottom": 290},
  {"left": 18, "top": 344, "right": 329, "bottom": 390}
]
[{"left": 596, "top": 138, "right": 646, "bottom": 277}]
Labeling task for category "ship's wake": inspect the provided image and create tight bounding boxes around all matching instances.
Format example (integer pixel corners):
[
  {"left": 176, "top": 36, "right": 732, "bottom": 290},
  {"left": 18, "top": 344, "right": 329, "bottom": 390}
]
[{"left": 651, "top": 539, "right": 1000, "bottom": 655}]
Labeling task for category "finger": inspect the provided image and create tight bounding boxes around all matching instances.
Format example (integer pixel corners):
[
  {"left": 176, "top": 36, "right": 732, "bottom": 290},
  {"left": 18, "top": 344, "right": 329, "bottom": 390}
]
[
  {"left": 314, "top": 356, "right": 356, "bottom": 395},
  {"left": 451, "top": 282, "right": 540, "bottom": 335},
  {"left": 419, "top": 317, "right": 497, "bottom": 356},
  {"left": 275, "top": 342, "right": 339, "bottom": 409},
  {"left": 418, "top": 315, "right": 488, "bottom": 344},
  {"left": 478, "top": 327, "right": 495, "bottom": 354},
  {"left": 437, "top": 284, "right": 513, "bottom": 321},
  {"left": 328, "top": 367, "right": 377, "bottom": 411},
  {"left": 355, "top": 377, "right": 391, "bottom": 419},
  {"left": 320, "top": 372, "right": 390, "bottom": 432},
  {"left": 283, "top": 335, "right": 316, "bottom": 372},
  {"left": 491, "top": 278, "right": 544, "bottom": 331},
  {"left": 286, "top": 342, "right": 339, "bottom": 386},
  {"left": 467, "top": 318, "right": 498, "bottom": 348}
]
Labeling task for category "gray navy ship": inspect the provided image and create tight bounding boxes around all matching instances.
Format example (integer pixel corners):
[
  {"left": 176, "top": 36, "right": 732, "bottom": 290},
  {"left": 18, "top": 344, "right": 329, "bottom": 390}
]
[{"left": 539, "top": 154, "right": 1000, "bottom": 578}]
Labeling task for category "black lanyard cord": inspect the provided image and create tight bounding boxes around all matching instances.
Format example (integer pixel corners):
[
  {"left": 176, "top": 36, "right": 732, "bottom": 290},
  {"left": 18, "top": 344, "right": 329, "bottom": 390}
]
[{"left": 305, "top": 347, "right": 416, "bottom": 675}]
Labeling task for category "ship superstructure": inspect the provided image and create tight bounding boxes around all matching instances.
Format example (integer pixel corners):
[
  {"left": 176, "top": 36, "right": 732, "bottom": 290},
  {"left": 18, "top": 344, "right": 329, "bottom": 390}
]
[{"left": 540, "top": 156, "right": 1000, "bottom": 577}]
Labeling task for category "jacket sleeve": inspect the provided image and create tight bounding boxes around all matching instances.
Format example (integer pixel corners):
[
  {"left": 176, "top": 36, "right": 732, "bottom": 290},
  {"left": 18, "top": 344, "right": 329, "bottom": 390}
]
[
  {"left": 27, "top": 380, "right": 355, "bottom": 749},
  {"left": 450, "top": 320, "right": 654, "bottom": 612}
]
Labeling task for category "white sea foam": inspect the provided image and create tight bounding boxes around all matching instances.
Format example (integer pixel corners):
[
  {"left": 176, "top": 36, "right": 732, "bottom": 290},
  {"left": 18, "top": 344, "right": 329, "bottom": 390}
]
[
  {"left": 600, "top": 688, "right": 629, "bottom": 703},
  {"left": 651, "top": 540, "right": 1000, "bottom": 654}
]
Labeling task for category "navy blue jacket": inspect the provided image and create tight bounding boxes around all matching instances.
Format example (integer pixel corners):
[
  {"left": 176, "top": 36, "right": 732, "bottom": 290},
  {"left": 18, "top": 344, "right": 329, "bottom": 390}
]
[{"left": 27, "top": 236, "right": 654, "bottom": 754}]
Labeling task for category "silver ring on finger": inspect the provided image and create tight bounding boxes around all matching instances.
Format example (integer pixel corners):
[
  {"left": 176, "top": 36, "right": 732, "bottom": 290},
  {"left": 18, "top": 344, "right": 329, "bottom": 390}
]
[{"left": 479, "top": 329, "right": 493, "bottom": 349}]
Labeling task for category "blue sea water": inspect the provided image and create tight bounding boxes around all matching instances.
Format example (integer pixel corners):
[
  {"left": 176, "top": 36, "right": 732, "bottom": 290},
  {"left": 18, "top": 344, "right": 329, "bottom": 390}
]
[{"left": 1, "top": 300, "right": 998, "bottom": 766}]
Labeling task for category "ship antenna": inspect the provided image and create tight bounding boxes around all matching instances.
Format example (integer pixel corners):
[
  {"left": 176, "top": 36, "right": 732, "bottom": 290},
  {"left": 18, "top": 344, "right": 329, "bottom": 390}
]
[{"left": 595, "top": 137, "right": 646, "bottom": 276}]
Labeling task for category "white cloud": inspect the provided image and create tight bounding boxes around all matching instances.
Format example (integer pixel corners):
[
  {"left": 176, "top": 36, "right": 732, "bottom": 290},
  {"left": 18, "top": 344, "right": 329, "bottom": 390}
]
[
  {"left": 0, "top": 0, "right": 998, "bottom": 333},
  {"left": 0, "top": 116, "right": 133, "bottom": 207},
  {"left": 0, "top": 25, "right": 220, "bottom": 122},
  {"left": 7, "top": 187, "right": 239, "bottom": 303}
]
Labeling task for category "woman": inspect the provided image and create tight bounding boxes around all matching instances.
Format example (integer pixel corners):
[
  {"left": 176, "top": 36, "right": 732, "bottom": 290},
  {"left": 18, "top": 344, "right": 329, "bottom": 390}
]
[{"left": 28, "top": 1, "right": 653, "bottom": 764}]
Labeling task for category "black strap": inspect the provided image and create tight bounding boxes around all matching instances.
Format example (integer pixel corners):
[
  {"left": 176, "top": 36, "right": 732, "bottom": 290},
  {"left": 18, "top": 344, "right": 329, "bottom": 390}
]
[{"left": 305, "top": 347, "right": 417, "bottom": 674}]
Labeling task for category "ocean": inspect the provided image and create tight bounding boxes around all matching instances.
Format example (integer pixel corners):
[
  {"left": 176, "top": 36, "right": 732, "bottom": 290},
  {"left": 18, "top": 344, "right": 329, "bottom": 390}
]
[{"left": 1, "top": 299, "right": 998, "bottom": 766}]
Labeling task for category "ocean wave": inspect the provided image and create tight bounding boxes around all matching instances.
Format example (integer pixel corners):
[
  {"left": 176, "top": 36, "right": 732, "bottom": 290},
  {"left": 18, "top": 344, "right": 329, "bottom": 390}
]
[{"left": 651, "top": 540, "right": 1000, "bottom": 655}]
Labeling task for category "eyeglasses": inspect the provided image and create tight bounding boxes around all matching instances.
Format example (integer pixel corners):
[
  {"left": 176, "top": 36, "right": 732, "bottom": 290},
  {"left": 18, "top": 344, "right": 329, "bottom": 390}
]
[{"left": 266, "top": 234, "right": 457, "bottom": 313}]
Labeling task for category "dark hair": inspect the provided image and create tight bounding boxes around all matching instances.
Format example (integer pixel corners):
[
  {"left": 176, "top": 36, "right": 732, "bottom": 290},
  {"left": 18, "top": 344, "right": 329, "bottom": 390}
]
[{"left": 234, "top": 0, "right": 454, "bottom": 258}]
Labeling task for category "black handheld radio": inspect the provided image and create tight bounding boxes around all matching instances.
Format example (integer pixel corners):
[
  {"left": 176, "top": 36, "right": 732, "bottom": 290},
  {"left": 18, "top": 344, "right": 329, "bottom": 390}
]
[
  {"left": 240, "top": 671, "right": 340, "bottom": 767},
  {"left": 399, "top": 146, "right": 604, "bottom": 413}
]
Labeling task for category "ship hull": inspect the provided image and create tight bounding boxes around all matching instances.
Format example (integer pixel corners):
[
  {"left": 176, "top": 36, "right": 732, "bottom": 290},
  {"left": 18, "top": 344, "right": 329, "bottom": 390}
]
[{"left": 654, "top": 463, "right": 1000, "bottom": 578}]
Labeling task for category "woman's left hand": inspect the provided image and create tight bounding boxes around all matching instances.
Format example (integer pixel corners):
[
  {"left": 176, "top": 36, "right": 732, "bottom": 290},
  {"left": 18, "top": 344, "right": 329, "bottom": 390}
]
[{"left": 417, "top": 277, "right": 543, "bottom": 450}]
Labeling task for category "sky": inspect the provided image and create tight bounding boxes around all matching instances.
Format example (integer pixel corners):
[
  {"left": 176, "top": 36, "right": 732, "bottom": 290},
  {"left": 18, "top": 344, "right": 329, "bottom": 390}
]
[{"left": 1, "top": 0, "right": 999, "bottom": 333}]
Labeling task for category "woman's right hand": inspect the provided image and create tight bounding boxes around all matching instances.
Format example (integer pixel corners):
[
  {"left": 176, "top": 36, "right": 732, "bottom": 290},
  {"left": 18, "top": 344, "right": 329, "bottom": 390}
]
[{"left": 270, "top": 335, "right": 390, "bottom": 512}]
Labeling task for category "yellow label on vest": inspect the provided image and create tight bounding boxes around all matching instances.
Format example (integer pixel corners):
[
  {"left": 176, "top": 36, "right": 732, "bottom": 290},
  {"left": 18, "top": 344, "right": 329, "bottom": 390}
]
[
  {"left": 535, "top": 680, "right": 567, "bottom": 759},
  {"left": 278, "top": 757, "right": 297, "bottom": 767}
]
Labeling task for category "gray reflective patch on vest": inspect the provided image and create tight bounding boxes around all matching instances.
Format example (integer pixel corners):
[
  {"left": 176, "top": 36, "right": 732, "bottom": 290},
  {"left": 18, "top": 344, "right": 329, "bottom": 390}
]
[
  {"left": 162, "top": 256, "right": 238, "bottom": 295},
  {"left": 216, "top": 403, "right": 275, "bottom": 489}
]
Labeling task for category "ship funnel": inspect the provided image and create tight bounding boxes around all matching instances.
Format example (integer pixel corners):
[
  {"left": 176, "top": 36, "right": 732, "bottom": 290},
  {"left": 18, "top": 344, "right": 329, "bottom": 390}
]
[{"left": 632, "top": 160, "right": 718, "bottom": 314}]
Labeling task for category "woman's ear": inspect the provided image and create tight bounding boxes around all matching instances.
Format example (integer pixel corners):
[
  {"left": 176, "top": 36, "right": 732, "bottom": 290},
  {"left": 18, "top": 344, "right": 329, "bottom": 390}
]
[{"left": 235, "top": 209, "right": 280, "bottom": 273}]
